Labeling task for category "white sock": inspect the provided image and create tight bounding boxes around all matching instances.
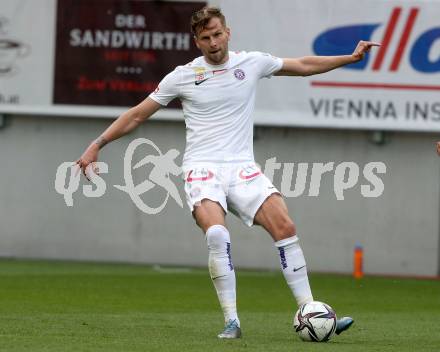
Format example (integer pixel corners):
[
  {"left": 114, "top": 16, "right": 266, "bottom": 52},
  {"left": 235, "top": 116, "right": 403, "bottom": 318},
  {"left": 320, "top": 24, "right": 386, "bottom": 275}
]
[
  {"left": 206, "top": 225, "right": 240, "bottom": 326},
  {"left": 275, "top": 235, "right": 314, "bottom": 306}
]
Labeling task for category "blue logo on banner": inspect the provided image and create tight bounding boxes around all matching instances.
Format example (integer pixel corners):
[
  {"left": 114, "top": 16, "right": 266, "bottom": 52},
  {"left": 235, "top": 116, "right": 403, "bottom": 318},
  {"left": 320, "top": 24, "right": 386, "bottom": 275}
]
[{"left": 313, "top": 24, "right": 380, "bottom": 70}]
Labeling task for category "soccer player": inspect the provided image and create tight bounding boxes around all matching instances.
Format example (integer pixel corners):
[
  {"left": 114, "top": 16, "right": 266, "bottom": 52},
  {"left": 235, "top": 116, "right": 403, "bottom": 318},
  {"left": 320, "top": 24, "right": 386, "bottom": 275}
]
[{"left": 76, "top": 6, "right": 379, "bottom": 339}]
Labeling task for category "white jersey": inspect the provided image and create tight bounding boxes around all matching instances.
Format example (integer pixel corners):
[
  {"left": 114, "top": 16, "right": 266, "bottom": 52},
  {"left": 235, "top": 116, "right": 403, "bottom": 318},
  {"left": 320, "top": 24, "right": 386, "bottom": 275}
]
[{"left": 149, "top": 51, "right": 283, "bottom": 167}]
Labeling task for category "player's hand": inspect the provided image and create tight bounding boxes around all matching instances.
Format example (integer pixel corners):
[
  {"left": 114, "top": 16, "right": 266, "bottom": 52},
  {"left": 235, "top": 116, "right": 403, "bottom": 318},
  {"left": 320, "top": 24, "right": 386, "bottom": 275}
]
[
  {"left": 75, "top": 143, "right": 100, "bottom": 181},
  {"left": 436, "top": 141, "right": 440, "bottom": 156},
  {"left": 352, "top": 41, "right": 381, "bottom": 61}
]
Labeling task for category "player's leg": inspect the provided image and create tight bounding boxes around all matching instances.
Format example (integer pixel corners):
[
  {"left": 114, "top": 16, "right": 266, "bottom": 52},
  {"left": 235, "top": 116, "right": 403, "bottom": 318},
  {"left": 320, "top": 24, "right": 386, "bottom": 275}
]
[
  {"left": 193, "top": 198, "right": 226, "bottom": 232},
  {"left": 183, "top": 166, "right": 241, "bottom": 337},
  {"left": 193, "top": 199, "right": 241, "bottom": 339},
  {"left": 254, "top": 194, "right": 353, "bottom": 335},
  {"left": 226, "top": 164, "right": 313, "bottom": 305},
  {"left": 254, "top": 194, "right": 314, "bottom": 306}
]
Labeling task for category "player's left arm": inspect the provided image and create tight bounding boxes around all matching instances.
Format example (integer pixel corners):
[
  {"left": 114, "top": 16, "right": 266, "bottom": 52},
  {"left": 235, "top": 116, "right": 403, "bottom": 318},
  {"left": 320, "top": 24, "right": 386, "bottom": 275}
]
[
  {"left": 275, "top": 40, "right": 380, "bottom": 77},
  {"left": 436, "top": 141, "right": 440, "bottom": 156}
]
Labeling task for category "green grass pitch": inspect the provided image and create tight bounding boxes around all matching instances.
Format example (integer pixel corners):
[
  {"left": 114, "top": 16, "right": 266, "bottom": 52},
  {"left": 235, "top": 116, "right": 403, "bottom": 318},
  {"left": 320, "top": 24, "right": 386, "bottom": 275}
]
[{"left": 0, "top": 259, "right": 439, "bottom": 352}]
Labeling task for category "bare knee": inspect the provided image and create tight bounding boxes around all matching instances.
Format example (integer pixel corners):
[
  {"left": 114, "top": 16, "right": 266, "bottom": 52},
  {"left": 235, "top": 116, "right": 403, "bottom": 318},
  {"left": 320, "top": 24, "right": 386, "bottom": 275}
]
[
  {"left": 193, "top": 199, "right": 226, "bottom": 233},
  {"left": 273, "top": 219, "right": 296, "bottom": 241}
]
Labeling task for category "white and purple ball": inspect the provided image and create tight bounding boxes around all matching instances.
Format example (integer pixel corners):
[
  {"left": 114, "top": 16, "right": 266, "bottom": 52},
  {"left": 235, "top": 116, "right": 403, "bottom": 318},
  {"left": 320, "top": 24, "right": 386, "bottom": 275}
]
[{"left": 293, "top": 301, "right": 337, "bottom": 342}]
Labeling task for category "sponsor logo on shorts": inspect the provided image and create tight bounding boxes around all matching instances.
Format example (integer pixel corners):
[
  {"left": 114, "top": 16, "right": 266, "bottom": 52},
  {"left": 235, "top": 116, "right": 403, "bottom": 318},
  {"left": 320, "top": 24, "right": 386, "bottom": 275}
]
[
  {"left": 186, "top": 170, "right": 214, "bottom": 182},
  {"left": 238, "top": 169, "right": 261, "bottom": 180}
]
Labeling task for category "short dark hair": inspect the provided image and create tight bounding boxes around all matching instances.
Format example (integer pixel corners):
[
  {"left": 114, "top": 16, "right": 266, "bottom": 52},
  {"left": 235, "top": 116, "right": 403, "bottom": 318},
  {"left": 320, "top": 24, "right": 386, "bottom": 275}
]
[{"left": 190, "top": 6, "right": 226, "bottom": 37}]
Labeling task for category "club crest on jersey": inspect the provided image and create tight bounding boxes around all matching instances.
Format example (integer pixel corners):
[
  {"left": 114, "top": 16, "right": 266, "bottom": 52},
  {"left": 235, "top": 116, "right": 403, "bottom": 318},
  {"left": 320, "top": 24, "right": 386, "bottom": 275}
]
[{"left": 234, "top": 68, "right": 245, "bottom": 80}]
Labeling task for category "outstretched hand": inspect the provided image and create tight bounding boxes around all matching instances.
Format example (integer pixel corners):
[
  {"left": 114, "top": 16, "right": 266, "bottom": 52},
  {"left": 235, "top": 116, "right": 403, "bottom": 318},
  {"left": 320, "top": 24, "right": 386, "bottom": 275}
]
[
  {"left": 352, "top": 41, "right": 381, "bottom": 61},
  {"left": 75, "top": 143, "right": 100, "bottom": 181}
]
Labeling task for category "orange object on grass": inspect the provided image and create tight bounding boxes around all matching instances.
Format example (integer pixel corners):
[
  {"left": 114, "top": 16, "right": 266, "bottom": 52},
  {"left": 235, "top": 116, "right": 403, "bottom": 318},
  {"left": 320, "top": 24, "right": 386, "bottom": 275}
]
[{"left": 353, "top": 244, "right": 364, "bottom": 279}]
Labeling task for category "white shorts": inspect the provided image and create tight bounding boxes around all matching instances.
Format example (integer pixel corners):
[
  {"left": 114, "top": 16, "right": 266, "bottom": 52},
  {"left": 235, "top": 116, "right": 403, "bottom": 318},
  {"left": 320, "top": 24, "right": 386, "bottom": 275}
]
[{"left": 183, "top": 162, "right": 280, "bottom": 226}]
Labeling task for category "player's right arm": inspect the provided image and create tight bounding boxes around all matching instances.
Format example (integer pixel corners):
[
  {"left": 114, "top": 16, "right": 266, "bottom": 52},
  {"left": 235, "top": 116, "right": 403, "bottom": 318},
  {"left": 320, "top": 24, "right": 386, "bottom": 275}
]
[
  {"left": 437, "top": 141, "right": 440, "bottom": 156},
  {"left": 76, "top": 66, "right": 181, "bottom": 179},
  {"left": 76, "top": 97, "right": 161, "bottom": 178}
]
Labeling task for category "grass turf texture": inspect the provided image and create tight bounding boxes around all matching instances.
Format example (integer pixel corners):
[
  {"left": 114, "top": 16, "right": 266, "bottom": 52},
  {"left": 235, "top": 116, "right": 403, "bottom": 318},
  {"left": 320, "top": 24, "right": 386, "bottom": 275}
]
[{"left": 0, "top": 260, "right": 439, "bottom": 352}]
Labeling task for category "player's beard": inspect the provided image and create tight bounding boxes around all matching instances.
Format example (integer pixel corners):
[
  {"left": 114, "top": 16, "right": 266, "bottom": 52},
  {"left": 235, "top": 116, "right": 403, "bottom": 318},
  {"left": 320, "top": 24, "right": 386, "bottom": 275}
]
[{"left": 206, "top": 46, "right": 228, "bottom": 65}]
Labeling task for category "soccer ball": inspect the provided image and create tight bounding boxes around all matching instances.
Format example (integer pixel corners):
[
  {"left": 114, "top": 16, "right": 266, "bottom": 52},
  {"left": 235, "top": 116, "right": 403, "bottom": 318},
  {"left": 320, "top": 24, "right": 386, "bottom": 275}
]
[{"left": 293, "top": 301, "right": 337, "bottom": 342}]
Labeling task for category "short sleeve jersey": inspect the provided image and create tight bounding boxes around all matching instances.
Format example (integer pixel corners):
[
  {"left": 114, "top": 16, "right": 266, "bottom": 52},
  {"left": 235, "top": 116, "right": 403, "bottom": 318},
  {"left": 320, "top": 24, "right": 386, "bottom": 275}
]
[{"left": 149, "top": 51, "right": 283, "bottom": 167}]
